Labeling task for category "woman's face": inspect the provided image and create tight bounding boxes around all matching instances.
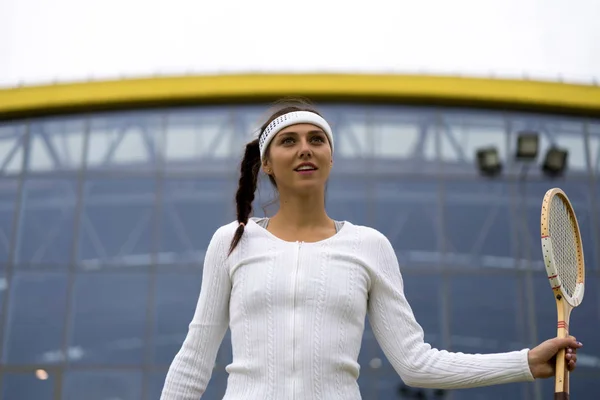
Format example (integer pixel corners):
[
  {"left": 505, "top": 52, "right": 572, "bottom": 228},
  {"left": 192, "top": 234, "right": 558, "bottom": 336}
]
[{"left": 262, "top": 123, "right": 333, "bottom": 194}]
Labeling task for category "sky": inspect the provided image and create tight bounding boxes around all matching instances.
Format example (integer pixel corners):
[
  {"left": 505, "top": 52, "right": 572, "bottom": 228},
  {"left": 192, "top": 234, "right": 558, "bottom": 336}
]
[{"left": 1, "top": 0, "right": 599, "bottom": 88}]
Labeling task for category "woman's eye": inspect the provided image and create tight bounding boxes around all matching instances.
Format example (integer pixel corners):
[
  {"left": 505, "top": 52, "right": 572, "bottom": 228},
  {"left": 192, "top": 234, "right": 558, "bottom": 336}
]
[
  {"left": 282, "top": 138, "right": 294, "bottom": 144},
  {"left": 311, "top": 136, "right": 325, "bottom": 143}
]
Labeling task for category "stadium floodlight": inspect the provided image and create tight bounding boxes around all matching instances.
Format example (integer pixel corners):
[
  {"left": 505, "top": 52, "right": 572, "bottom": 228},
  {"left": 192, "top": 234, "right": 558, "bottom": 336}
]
[
  {"left": 542, "top": 146, "right": 568, "bottom": 177},
  {"left": 476, "top": 147, "right": 502, "bottom": 177},
  {"left": 515, "top": 131, "right": 539, "bottom": 161}
]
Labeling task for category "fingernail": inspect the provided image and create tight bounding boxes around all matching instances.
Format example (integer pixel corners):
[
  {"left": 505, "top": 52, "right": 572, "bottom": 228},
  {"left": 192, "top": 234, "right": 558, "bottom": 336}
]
[{"left": 578, "top": 341, "right": 583, "bottom": 346}]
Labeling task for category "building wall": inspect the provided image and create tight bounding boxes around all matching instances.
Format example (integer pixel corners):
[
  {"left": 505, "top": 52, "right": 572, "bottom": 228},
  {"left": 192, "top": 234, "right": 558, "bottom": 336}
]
[{"left": 0, "top": 102, "right": 599, "bottom": 400}]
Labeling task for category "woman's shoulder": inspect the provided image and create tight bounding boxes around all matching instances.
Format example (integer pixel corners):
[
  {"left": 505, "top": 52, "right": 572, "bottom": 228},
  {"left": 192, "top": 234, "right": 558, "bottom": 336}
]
[
  {"left": 211, "top": 217, "right": 268, "bottom": 240},
  {"left": 339, "top": 221, "right": 393, "bottom": 249},
  {"left": 211, "top": 220, "right": 243, "bottom": 241},
  {"left": 344, "top": 221, "right": 387, "bottom": 239}
]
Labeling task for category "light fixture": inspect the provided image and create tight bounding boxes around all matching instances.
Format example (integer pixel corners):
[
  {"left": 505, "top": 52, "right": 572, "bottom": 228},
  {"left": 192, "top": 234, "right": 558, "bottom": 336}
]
[
  {"left": 515, "top": 131, "right": 539, "bottom": 161},
  {"left": 35, "top": 369, "right": 49, "bottom": 380},
  {"left": 542, "top": 146, "right": 568, "bottom": 177},
  {"left": 476, "top": 147, "right": 502, "bottom": 177}
]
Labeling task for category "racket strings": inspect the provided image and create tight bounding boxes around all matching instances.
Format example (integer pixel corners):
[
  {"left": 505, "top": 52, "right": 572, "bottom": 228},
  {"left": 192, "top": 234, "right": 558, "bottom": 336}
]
[{"left": 549, "top": 196, "right": 579, "bottom": 297}]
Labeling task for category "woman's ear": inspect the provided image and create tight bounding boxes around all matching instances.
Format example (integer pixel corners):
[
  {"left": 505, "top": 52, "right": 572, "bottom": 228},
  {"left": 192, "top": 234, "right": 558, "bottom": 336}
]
[{"left": 262, "top": 160, "right": 272, "bottom": 175}]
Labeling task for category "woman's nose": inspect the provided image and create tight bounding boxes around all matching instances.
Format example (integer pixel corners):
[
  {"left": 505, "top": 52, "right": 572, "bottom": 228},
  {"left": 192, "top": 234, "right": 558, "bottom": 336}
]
[{"left": 298, "top": 140, "right": 313, "bottom": 157}]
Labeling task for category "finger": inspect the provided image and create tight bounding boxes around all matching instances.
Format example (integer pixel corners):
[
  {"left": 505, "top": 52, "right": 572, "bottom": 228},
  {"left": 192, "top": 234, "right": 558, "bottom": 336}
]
[
  {"left": 568, "top": 336, "right": 583, "bottom": 348},
  {"left": 556, "top": 337, "right": 582, "bottom": 350},
  {"left": 567, "top": 360, "right": 576, "bottom": 371}
]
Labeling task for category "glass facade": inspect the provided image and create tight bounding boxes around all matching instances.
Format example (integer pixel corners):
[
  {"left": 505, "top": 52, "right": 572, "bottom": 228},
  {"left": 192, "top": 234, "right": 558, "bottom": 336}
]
[{"left": 0, "top": 103, "right": 598, "bottom": 400}]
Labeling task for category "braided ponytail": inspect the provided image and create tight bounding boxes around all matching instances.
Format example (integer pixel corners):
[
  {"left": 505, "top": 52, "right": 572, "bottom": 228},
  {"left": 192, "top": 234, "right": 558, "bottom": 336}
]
[{"left": 228, "top": 139, "right": 260, "bottom": 255}]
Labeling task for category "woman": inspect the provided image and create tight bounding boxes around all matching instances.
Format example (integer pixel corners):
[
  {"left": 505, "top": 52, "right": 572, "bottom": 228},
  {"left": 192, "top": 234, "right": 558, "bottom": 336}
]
[{"left": 161, "top": 100, "right": 582, "bottom": 399}]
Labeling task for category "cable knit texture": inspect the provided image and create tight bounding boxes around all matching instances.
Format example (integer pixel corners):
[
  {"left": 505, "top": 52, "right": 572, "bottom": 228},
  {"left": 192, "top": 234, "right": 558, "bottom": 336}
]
[{"left": 160, "top": 218, "right": 535, "bottom": 399}]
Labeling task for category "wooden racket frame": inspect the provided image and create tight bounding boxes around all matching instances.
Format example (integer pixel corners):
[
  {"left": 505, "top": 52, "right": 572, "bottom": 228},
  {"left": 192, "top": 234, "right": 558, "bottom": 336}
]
[{"left": 540, "top": 188, "right": 585, "bottom": 400}]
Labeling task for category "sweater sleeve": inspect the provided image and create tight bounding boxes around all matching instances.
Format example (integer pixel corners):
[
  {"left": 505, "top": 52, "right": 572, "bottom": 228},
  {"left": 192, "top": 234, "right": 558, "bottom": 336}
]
[
  {"left": 160, "top": 227, "right": 232, "bottom": 399},
  {"left": 366, "top": 232, "right": 535, "bottom": 389}
]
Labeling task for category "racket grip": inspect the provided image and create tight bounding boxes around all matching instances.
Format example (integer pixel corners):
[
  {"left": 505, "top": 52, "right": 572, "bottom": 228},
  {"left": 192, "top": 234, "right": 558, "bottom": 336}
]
[{"left": 554, "top": 332, "right": 570, "bottom": 398}]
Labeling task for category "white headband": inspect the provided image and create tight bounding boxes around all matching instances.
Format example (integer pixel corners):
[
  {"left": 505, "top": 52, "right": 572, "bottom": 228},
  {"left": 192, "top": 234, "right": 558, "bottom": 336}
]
[{"left": 258, "top": 111, "right": 334, "bottom": 160}]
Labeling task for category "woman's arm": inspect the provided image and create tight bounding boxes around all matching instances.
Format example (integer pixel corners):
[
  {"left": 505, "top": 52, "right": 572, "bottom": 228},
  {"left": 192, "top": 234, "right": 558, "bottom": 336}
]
[
  {"left": 160, "top": 227, "right": 232, "bottom": 399},
  {"left": 366, "top": 232, "right": 535, "bottom": 389}
]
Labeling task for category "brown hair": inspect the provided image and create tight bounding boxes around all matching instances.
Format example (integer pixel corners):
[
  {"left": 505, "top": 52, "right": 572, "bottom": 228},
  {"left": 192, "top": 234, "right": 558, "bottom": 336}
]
[{"left": 228, "top": 98, "right": 324, "bottom": 255}]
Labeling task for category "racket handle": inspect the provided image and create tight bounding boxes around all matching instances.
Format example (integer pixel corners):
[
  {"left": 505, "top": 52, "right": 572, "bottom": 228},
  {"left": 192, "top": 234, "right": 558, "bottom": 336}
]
[{"left": 555, "top": 324, "right": 570, "bottom": 399}]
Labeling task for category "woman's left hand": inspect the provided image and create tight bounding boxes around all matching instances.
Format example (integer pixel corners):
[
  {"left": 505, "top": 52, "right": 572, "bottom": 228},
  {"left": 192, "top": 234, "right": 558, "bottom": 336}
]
[{"left": 527, "top": 336, "right": 583, "bottom": 379}]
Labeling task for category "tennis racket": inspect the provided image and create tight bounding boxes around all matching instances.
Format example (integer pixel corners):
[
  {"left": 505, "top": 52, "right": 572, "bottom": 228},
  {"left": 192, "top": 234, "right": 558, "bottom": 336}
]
[{"left": 540, "top": 188, "right": 586, "bottom": 400}]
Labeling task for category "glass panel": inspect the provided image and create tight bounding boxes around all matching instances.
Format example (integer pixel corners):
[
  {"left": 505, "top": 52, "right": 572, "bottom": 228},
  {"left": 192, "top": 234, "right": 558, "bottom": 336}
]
[
  {"left": 3, "top": 273, "right": 68, "bottom": 364},
  {"left": 0, "top": 272, "right": 4, "bottom": 324},
  {"left": 359, "top": 371, "right": 398, "bottom": 399},
  {"left": 146, "top": 371, "right": 168, "bottom": 400},
  {"left": 164, "top": 108, "right": 236, "bottom": 171},
  {"left": 27, "top": 118, "right": 85, "bottom": 172},
  {"left": 86, "top": 112, "right": 163, "bottom": 171},
  {"left": 0, "top": 123, "right": 25, "bottom": 175},
  {"left": 77, "top": 178, "right": 156, "bottom": 268},
  {"left": 68, "top": 273, "right": 149, "bottom": 365},
  {"left": 449, "top": 273, "right": 522, "bottom": 353},
  {"left": 370, "top": 106, "right": 437, "bottom": 161},
  {"left": 374, "top": 117, "right": 430, "bottom": 160},
  {"left": 403, "top": 274, "right": 443, "bottom": 347},
  {"left": 443, "top": 180, "right": 515, "bottom": 269},
  {"left": 0, "top": 180, "right": 18, "bottom": 265},
  {"left": 596, "top": 183, "right": 600, "bottom": 271},
  {"left": 62, "top": 370, "right": 142, "bottom": 400},
  {"left": 157, "top": 178, "right": 234, "bottom": 265},
  {"left": 203, "top": 371, "right": 228, "bottom": 399},
  {"left": 440, "top": 110, "right": 507, "bottom": 169},
  {"left": 2, "top": 371, "right": 55, "bottom": 400},
  {"left": 589, "top": 122, "right": 600, "bottom": 176},
  {"left": 373, "top": 180, "right": 440, "bottom": 267},
  {"left": 327, "top": 176, "right": 371, "bottom": 226},
  {"left": 153, "top": 272, "right": 203, "bottom": 365},
  {"left": 234, "top": 105, "right": 266, "bottom": 141},
  {"left": 15, "top": 179, "right": 77, "bottom": 267},
  {"left": 330, "top": 107, "right": 370, "bottom": 158}
]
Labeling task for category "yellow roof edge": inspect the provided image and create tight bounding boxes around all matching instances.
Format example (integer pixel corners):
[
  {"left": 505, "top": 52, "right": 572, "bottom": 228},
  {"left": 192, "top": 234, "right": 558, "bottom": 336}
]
[{"left": 1, "top": 73, "right": 600, "bottom": 120}]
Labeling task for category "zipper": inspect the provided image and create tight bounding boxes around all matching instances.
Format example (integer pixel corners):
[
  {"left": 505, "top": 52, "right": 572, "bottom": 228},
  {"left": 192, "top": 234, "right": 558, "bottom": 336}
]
[{"left": 292, "top": 241, "right": 302, "bottom": 399}]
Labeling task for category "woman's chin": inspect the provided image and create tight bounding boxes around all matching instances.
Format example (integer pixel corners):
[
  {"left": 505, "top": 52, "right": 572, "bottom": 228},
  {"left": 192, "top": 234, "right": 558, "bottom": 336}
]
[{"left": 289, "top": 180, "right": 327, "bottom": 194}]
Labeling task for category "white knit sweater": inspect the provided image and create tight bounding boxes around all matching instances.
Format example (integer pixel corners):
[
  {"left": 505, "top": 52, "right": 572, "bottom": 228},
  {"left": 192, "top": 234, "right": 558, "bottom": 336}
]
[{"left": 160, "top": 219, "right": 534, "bottom": 400}]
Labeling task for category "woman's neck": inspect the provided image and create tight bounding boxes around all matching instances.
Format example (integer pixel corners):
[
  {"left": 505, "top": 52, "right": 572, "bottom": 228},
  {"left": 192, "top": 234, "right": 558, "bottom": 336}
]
[{"left": 269, "top": 190, "right": 332, "bottom": 230}]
